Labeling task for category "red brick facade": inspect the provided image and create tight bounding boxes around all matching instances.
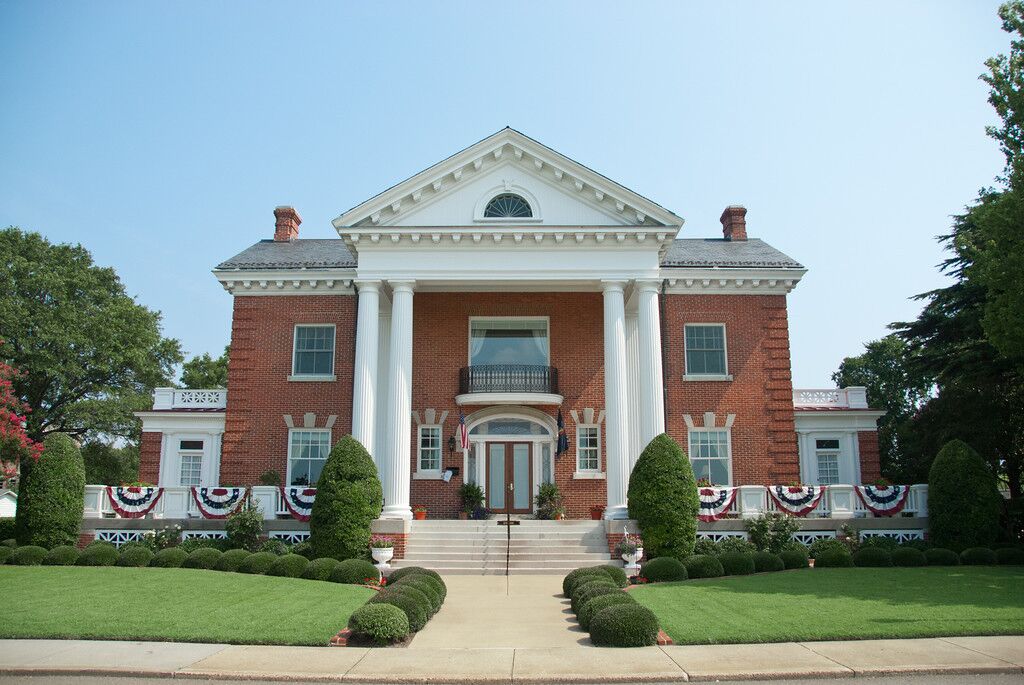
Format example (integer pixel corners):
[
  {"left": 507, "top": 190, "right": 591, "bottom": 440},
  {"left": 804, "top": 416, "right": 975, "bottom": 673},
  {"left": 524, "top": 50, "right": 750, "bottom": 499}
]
[{"left": 858, "top": 430, "right": 882, "bottom": 483}]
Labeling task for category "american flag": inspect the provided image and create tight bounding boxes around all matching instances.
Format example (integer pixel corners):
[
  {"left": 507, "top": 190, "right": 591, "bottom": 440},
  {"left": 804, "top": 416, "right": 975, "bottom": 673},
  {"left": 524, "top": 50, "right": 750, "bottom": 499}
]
[{"left": 458, "top": 410, "right": 469, "bottom": 450}]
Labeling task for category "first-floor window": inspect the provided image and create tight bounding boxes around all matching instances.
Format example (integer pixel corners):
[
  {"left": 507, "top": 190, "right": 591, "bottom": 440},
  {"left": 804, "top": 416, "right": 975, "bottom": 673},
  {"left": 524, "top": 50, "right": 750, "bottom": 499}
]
[
  {"left": 418, "top": 425, "right": 442, "bottom": 473},
  {"left": 289, "top": 430, "right": 330, "bottom": 486},
  {"left": 576, "top": 425, "right": 600, "bottom": 472},
  {"left": 688, "top": 429, "right": 731, "bottom": 484},
  {"left": 178, "top": 439, "right": 204, "bottom": 486},
  {"left": 815, "top": 439, "right": 841, "bottom": 485}
]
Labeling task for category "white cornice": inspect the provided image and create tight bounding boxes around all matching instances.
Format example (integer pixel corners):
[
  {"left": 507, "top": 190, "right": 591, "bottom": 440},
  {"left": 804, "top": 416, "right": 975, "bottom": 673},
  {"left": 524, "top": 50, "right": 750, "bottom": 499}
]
[
  {"left": 212, "top": 269, "right": 356, "bottom": 296},
  {"left": 662, "top": 267, "right": 807, "bottom": 295}
]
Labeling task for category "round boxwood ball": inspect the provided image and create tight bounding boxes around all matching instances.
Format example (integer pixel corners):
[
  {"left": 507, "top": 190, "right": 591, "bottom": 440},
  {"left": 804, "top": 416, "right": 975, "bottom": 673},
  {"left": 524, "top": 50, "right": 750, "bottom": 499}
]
[
  {"left": 43, "top": 545, "right": 80, "bottom": 566},
  {"left": 891, "top": 547, "right": 927, "bottom": 567},
  {"left": 599, "top": 565, "right": 629, "bottom": 588},
  {"left": 0, "top": 546, "right": 14, "bottom": 564},
  {"left": 76, "top": 542, "right": 119, "bottom": 566},
  {"left": 683, "top": 554, "right": 724, "bottom": 579},
  {"left": 117, "top": 546, "right": 154, "bottom": 567},
  {"left": 347, "top": 603, "right": 409, "bottom": 645},
  {"left": 571, "top": 582, "right": 620, "bottom": 615},
  {"left": 388, "top": 565, "right": 440, "bottom": 583},
  {"left": 752, "top": 551, "right": 785, "bottom": 573},
  {"left": 589, "top": 603, "right": 660, "bottom": 647},
  {"left": 330, "top": 558, "right": 380, "bottom": 585},
  {"left": 393, "top": 572, "right": 446, "bottom": 601},
  {"left": 640, "top": 557, "right": 688, "bottom": 583},
  {"left": 369, "top": 586, "right": 429, "bottom": 632},
  {"left": 268, "top": 553, "right": 310, "bottom": 578},
  {"left": 150, "top": 547, "right": 188, "bottom": 568},
  {"left": 578, "top": 591, "right": 636, "bottom": 631},
  {"left": 562, "top": 567, "right": 609, "bottom": 597},
  {"left": 720, "top": 551, "right": 756, "bottom": 575},
  {"left": 237, "top": 551, "right": 277, "bottom": 574},
  {"left": 925, "top": 548, "right": 960, "bottom": 566},
  {"left": 814, "top": 547, "right": 853, "bottom": 568},
  {"left": 853, "top": 547, "right": 893, "bottom": 567},
  {"left": 183, "top": 547, "right": 223, "bottom": 570},
  {"left": 995, "top": 547, "right": 1024, "bottom": 565},
  {"left": 393, "top": 576, "right": 442, "bottom": 614},
  {"left": 960, "top": 547, "right": 997, "bottom": 565},
  {"left": 570, "top": 576, "right": 616, "bottom": 603},
  {"left": 9, "top": 545, "right": 47, "bottom": 565},
  {"left": 215, "top": 548, "right": 251, "bottom": 572},
  {"left": 779, "top": 548, "right": 809, "bottom": 569},
  {"left": 303, "top": 557, "right": 340, "bottom": 581}
]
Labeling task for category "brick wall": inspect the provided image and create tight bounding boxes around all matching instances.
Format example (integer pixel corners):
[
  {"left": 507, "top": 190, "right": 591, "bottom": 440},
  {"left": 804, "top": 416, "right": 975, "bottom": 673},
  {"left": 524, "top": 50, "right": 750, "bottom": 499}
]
[
  {"left": 858, "top": 431, "right": 881, "bottom": 482},
  {"left": 138, "top": 431, "right": 162, "bottom": 484}
]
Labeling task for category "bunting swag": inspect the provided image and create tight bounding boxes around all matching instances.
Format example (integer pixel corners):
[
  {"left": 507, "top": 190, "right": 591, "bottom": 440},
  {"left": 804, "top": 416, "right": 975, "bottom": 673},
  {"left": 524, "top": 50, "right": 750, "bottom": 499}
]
[
  {"left": 280, "top": 486, "right": 316, "bottom": 522},
  {"left": 769, "top": 486, "right": 826, "bottom": 517},
  {"left": 191, "top": 487, "right": 248, "bottom": 519},
  {"left": 856, "top": 485, "right": 910, "bottom": 516},
  {"left": 107, "top": 486, "right": 163, "bottom": 518},
  {"left": 698, "top": 486, "right": 737, "bottom": 522}
]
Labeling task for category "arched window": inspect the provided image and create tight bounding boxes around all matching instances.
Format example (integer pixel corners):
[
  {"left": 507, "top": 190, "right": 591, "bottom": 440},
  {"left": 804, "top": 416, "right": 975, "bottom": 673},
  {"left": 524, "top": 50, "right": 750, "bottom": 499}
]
[{"left": 483, "top": 193, "right": 533, "bottom": 218}]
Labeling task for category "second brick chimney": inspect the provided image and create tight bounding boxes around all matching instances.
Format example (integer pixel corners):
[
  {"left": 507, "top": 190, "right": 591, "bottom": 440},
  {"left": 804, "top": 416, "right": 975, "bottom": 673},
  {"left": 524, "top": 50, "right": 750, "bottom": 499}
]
[
  {"left": 720, "top": 205, "right": 747, "bottom": 241},
  {"left": 273, "top": 206, "right": 302, "bottom": 242}
]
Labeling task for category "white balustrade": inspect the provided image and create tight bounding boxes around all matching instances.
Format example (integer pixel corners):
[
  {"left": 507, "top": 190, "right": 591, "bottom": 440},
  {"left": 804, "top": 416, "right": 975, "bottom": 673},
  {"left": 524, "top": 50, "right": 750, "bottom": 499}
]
[
  {"left": 792, "top": 387, "right": 869, "bottom": 409},
  {"left": 151, "top": 388, "right": 227, "bottom": 410}
]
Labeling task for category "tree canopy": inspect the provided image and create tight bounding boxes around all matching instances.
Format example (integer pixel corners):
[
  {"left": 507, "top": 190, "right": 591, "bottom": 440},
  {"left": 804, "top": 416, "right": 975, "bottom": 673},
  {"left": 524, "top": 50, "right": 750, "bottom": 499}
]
[{"left": 181, "top": 346, "right": 229, "bottom": 388}]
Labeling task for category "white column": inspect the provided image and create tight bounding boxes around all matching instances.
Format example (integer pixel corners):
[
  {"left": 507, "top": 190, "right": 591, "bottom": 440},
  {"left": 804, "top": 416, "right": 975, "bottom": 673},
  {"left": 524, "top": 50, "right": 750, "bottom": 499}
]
[
  {"left": 351, "top": 280, "right": 381, "bottom": 457},
  {"left": 380, "top": 280, "right": 414, "bottom": 520},
  {"left": 602, "top": 280, "right": 630, "bottom": 520},
  {"left": 636, "top": 280, "right": 666, "bottom": 447}
]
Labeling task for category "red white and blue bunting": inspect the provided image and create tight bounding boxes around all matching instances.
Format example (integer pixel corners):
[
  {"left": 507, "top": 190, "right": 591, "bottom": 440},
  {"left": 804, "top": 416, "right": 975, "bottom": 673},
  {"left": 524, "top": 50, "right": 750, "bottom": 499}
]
[
  {"left": 107, "top": 486, "right": 163, "bottom": 518},
  {"left": 280, "top": 486, "right": 316, "bottom": 522},
  {"left": 856, "top": 485, "right": 910, "bottom": 516},
  {"left": 769, "top": 485, "right": 826, "bottom": 517},
  {"left": 698, "top": 486, "right": 737, "bottom": 522},
  {"left": 191, "top": 487, "right": 248, "bottom": 519}
]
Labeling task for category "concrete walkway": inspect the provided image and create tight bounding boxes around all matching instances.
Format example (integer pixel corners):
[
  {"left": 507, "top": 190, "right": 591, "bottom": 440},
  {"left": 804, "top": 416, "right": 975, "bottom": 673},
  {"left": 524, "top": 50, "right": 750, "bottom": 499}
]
[{"left": 0, "top": 636, "right": 1022, "bottom": 681}]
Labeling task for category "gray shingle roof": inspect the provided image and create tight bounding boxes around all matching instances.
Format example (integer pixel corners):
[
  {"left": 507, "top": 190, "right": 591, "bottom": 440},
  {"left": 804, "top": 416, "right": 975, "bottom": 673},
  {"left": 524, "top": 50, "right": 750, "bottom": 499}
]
[
  {"left": 215, "top": 239, "right": 356, "bottom": 270},
  {"left": 661, "top": 238, "right": 803, "bottom": 269}
]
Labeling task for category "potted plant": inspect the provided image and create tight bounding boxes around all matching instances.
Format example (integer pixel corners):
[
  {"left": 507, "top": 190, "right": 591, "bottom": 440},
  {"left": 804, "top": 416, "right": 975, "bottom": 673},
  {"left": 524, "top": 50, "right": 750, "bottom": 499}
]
[
  {"left": 553, "top": 505, "right": 566, "bottom": 520},
  {"left": 470, "top": 505, "right": 490, "bottom": 520},
  {"left": 589, "top": 505, "right": 605, "bottom": 520},
  {"left": 412, "top": 505, "right": 427, "bottom": 520},
  {"left": 369, "top": 535, "right": 394, "bottom": 570},
  {"left": 458, "top": 483, "right": 484, "bottom": 520},
  {"left": 616, "top": 533, "right": 644, "bottom": 574},
  {"left": 534, "top": 482, "right": 563, "bottom": 520}
]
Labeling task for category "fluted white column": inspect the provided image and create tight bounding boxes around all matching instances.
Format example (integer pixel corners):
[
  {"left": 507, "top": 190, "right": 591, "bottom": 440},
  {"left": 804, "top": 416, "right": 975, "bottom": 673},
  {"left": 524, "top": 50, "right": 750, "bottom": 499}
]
[
  {"left": 636, "top": 280, "right": 666, "bottom": 447},
  {"left": 380, "top": 280, "right": 414, "bottom": 520},
  {"left": 351, "top": 280, "right": 380, "bottom": 458},
  {"left": 602, "top": 280, "right": 630, "bottom": 520}
]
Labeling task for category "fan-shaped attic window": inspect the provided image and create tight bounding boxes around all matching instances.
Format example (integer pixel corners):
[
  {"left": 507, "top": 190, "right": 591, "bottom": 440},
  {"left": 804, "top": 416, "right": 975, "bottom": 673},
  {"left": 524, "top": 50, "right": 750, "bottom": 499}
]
[{"left": 483, "top": 193, "right": 533, "bottom": 218}]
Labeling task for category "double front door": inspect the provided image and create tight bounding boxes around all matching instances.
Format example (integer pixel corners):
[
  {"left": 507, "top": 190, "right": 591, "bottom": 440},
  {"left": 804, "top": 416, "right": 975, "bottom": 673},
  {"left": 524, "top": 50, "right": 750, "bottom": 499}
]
[{"left": 486, "top": 442, "right": 532, "bottom": 514}]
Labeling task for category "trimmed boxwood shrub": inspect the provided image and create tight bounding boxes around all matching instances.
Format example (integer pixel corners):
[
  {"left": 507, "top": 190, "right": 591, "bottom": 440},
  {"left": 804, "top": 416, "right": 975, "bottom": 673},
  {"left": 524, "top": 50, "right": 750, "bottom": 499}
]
[
  {"left": 395, "top": 573, "right": 446, "bottom": 602},
  {"left": 578, "top": 591, "right": 636, "bottom": 632},
  {"left": 9, "top": 545, "right": 47, "bottom": 565},
  {"left": 808, "top": 538, "right": 847, "bottom": 559},
  {"left": 330, "top": 558, "right": 379, "bottom": 584},
  {"left": 183, "top": 548, "right": 223, "bottom": 570},
  {"left": 394, "top": 576, "right": 442, "bottom": 613},
  {"left": 268, "top": 554, "right": 310, "bottom": 578},
  {"left": 0, "top": 546, "right": 12, "bottom": 564},
  {"left": 118, "top": 546, "right": 154, "bottom": 567},
  {"left": 177, "top": 537, "right": 223, "bottom": 554},
  {"left": 853, "top": 547, "right": 893, "bottom": 567},
  {"left": 961, "top": 547, "right": 997, "bottom": 565},
  {"left": 571, "top": 582, "right": 620, "bottom": 615},
  {"left": 562, "top": 567, "right": 609, "bottom": 597},
  {"left": 237, "top": 551, "right": 277, "bottom": 574},
  {"left": 720, "top": 551, "right": 756, "bottom": 575},
  {"left": 753, "top": 551, "right": 785, "bottom": 573},
  {"left": 259, "top": 539, "right": 289, "bottom": 556},
  {"left": 14, "top": 434, "right": 85, "bottom": 549},
  {"left": 150, "top": 547, "right": 188, "bottom": 568},
  {"left": 780, "top": 549, "right": 809, "bottom": 569},
  {"left": 347, "top": 603, "right": 409, "bottom": 645},
  {"left": 600, "top": 565, "right": 629, "bottom": 588},
  {"left": 589, "top": 603, "right": 660, "bottom": 647},
  {"left": 2, "top": 538, "right": 16, "bottom": 547},
  {"left": 309, "top": 435, "right": 383, "bottom": 560},
  {"left": 925, "top": 547, "right": 960, "bottom": 566},
  {"left": 215, "top": 548, "right": 251, "bottom": 572},
  {"left": 860, "top": 536, "right": 899, "bottom": 551},
  {"left": 627, "top": 434, "right": 699, "bottom": 559},
  {"left": 996, "top": 547, "right": 1024, "bottom": 565},
  {"left": 77, "top": 542, "right": 118, "bottom": 566},
  {"left": 640, "top": 557, "right": 688, "bottom": 583},
  {"left": 683, "top": 554, "right": 724, "bottom": 579},
  {"left": 43, "top": 545, "right": 80, "bottom": 566},
  {"left": 571, "top": 576, "right": 616, "bottom": 600},
  {"left": 303, "top": 557, "right": 340, "bottom": 581},
  {"left": 370, "top": 586, "right": 429, "bottom": 632},
  {"left": 814, "top": 547, "right": 853, "bottom": 568},
  {"left": 929, "top": 440, "right": 1002, "bottom": 550},
  {"left": 0, "top": 518, "right": 14, "bottom": 541},
  {"left": 892, "top": 547, "right": 927, "bottom": 567}
]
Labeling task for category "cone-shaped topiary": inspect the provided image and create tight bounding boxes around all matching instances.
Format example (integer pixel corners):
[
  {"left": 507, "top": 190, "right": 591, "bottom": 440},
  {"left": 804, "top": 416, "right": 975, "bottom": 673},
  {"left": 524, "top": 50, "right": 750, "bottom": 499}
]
[
  {"left": 309, "top": 435, "right": 383, "bottom": 560},
  {"left": 14, "top": 434, "right": 85, "bottom": 548},
  {"left": 928, "top": 439, "right": 1002, "bottom": 550},
  {"left": 627, "top": 434, "right": 698, "bottom": 559}
]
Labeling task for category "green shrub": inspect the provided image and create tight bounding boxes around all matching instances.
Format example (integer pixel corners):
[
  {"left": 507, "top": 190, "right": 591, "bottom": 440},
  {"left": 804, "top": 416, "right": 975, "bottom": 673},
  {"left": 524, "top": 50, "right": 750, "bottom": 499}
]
[
  {"left": 42, "top": 545, "right": 80, "bottom": 566},
  {"left": 814, "top": 547, "right": 853, "bottom": 568},
  {"left": 370, "top": 587, "right": 429, "bottom": 632},
  {"left": 860, "top": 536, "right": 899, "bottom": 551},
  {"left": 924, "top": 547, "right": 960, "bottom": 566},
  {"left": 395, "top": 572, "right": 446, "bottom": 602},
  {"left": 599, "top": 565, "right": 629, "bottom": 588},
  {"left": 891, "top": 547, "right": 927, "bottom": 567},
  {"left": 692, "top": 537, "right": 719, "bottom": 556},
  {"left": 14, "top": 434, "right": 85, "bottom": 548},
  {"left": 182, "top": 548, "right": 223, "bottom": 570},
  {"left": 2, "top": 538, "right": 16, "bottom": 547},
  {"left": 683, "top": 554, "right": 724, "bottom": 579},
  {"left": 291, "top": 541, "right": 314, "bottom": 559},
  {"left": 0, "top": 518, "right": 14, "bottom": 541},
  {"left": 176, "top": 537, "right": 224, "bottom": 554},
  {"left": 215, "top": 548, "right": 251, "bottom": 572},
  {"left": 718, "top": 536, "right": 757, "bottom": 555},
  {"left": 9, "top": 545, "right": 47, "bottom": 565},
  {"left": 302, "top": 557, "right": 340, "bottom": 581},
  {"left": 578, "top": 591, "right": 636, "bottom": 631},
  {"left": 996, "top": 547, "right": 1024, "bottom": 565},
  {"left": 779, "top": 548, "right": 809, "bottom": 569},
  {"left": 960, "top": 547, "right": 997, "bottom": 565},
  {"left": 752, "top": 551, "right": 785, "bottom": 573},
  {"left": 266, "top": 553, "right": 310, "bottom": 578},
  {"left": 77, "top": 542, "right": 118, "bottom": 566},
  {"left": 225, "top": 505, "right": 264, "bottom": 552},
  {"left": 562, "top": 567, "right": 609, "bottom": 597},
  {"left": 150, "top": 547, "right": 188, "bottom": 568},
  {"left": 639, "top": 557, "right": 688, "bottom": 583},
  {"left": 572, "top": 582, "right": 621, "bottom": 615},
  {"left": 117, "top": 546, "right": 154, "bottom": 567},
  {"left": 0, "top": 546, "right": 12, "bottom": 564},
  {"left": 347, "top": 603, "right": 409, "bottom": 645},
  {"left": 388, "top": 566, "right": 444, "bottom": 585},
  {"left": 929, "top": 440, "right": 1002, "bottom": 550},
  {"left": 745, "top": 513, "right": 800, "bottom": 554},
  {"left": 589, "top": 603, "right": 660, "bottom": 647},
  {"left": 330, "top": 558, "right": 379, "bottom": 584},
  {"left": 309, "top": 435, "right": 383, "bottom": 560},
  {"left": 259, "top": 539, "right": 289, "bottom": 556},
  {"left": 394, "top": 576, "right": 442, "bottom": 614},
  {"left": 808, "top": 538, "right": 847, "bottom": 559},
  {"left": 237, "top": 551, "right": 277, "bottom": 574},
  {"left": 720, "top": 552, "right": 756, "bottom": 575},
  {"left": 853, "top": 547, "right": 893, "bottom": 567},
  {"left": 626, "top": 434, "right": 699, "bottom": 559}
]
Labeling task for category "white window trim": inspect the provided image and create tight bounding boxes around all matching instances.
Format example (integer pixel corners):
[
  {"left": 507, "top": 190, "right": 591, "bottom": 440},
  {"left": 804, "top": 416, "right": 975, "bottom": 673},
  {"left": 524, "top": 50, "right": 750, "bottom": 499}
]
[
  {"left": 286, "top": 428, "right": 332, "bottom": 487},
  {"left": 687, "top": 426, "right": 734, "bottom": 485},
  {"left": 414, "top": 424, "right": 444, "bottom": 480},
  {"left": 290, "top": 324, "right": 337, "bottom": 381},
  {"left": 683, "top": 323, "right": 732, "bottom": 381},
  {"left": 467, "top": 316, "right": 551, "bottom": 367},
  {"left": 574, "top": 424, "right": 603, "bottom": 479}
]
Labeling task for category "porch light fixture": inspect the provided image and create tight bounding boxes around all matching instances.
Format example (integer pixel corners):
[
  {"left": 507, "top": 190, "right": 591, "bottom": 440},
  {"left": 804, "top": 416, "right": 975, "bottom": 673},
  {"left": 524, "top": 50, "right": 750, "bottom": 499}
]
[{"left": 447, "top": 434, "right": 456, "bottom": 455}]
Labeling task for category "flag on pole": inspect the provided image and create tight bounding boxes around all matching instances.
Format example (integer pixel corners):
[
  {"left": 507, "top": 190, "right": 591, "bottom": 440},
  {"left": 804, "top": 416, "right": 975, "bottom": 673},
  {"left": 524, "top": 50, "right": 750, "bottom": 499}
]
[
  {"left": 459, "top": 410, "right": 469, "bottom": 450},
  {"left": 556, "top": 409, "right": 569, "bottom": 456}
]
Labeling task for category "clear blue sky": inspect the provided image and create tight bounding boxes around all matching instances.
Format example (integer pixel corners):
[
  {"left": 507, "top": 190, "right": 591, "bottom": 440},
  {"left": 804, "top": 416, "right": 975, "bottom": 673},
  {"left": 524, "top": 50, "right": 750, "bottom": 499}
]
[{"left": 0, "top": 1, "right": 1008, "bottom": 387}]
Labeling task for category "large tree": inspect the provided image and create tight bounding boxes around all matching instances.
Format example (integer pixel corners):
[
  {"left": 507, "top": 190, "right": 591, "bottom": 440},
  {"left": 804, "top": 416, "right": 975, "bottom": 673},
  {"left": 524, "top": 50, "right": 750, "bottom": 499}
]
[
  {"left": 0, "top": 227, "right": 183, "bottom": 442},
  {"left": 181, "top": 346, "right": 229, "bottom": 389}
]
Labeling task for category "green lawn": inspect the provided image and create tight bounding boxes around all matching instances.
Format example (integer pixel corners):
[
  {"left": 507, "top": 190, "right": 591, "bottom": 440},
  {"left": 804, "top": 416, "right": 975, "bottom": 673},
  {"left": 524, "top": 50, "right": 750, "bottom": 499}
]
[
  {"left": 0, "top": 567, "right": 375, "bottom": 646},
  {"left": 631, "top": 567, "right": 1024, "bottom": 645}
]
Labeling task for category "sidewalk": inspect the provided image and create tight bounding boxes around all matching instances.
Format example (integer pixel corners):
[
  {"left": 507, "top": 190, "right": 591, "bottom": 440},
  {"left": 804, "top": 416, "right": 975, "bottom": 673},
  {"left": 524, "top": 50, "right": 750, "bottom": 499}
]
[{"left": 0, "top": 636, "right": 1022, "bottom": 682}]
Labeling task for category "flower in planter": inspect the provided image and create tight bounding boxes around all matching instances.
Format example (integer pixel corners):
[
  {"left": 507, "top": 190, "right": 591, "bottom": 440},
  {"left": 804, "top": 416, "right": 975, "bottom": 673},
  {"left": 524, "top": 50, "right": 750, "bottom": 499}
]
[
  {"left": 369, "top": 535, "right": 394, "bottom": 549},
  {"left": 615, "top": 533, "right": 644, "bottom": 556},
  {"left": 412, "top": 505, "right": 427, "bottom": 513}
]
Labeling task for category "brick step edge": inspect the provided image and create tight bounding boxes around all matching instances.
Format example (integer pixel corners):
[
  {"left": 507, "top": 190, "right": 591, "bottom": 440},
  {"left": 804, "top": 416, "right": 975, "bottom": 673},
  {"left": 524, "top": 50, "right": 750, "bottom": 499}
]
[
  {"left": 657, "top": 629, "right": 674, "bottom": 646},
  {"left": 329, "top": 628, "right": 352, "bottom": 647}
]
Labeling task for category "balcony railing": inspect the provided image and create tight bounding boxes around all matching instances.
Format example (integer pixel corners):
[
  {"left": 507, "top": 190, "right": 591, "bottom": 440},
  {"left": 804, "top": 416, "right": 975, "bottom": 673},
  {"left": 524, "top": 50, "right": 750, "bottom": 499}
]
[
  {"left": 793, "top": 387, "right": 869, "bottom": 409},
  {"left": 458, "top": 364, "right": 559, "bottom": 395},
  {"left": 84, "top": 485, "right": 299, "bottom": 520},
  {"left": 151, "top": 388, "right": 227, "bottom": 410}
]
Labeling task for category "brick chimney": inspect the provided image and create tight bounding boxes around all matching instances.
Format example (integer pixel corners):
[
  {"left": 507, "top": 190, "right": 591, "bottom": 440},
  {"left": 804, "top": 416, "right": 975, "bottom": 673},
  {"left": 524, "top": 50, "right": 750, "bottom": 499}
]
[
  {"left": 720, "top": 205, "right": 747, "bottom": 241},
  {"left": 273, "top": 206, "right": 301, "bottom": 242}
]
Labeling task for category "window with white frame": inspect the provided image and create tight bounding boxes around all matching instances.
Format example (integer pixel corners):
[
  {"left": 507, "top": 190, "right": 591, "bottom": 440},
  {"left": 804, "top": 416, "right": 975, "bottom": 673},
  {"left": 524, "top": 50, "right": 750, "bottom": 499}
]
[
  {"left": 815, "top": 439, "right": 841, "bottom": 485},
  {"left": 576, "top": 425, "right": 600, "bottom": 472},
  {"left": 288, "top": 430, "right": 330, "bottom": 486},
  {"left": 684, "top": 324, "right": 728, "bottom": 376},
  {"left": 688, "top": 429, "right": 731, "bottom": 485},
  {"left": 292, "top": 325, "right": 335, "bottom": 376},
  {"left": 418, "top": 425, "right": 442, "bottom": 473},
  {"left": 178, "top": 439, "right": 204, "bottom": 486}
]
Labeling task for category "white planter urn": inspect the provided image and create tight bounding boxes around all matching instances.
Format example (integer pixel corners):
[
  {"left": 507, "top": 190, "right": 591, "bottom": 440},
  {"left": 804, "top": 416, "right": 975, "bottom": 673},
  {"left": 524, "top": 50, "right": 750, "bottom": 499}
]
[
  {"left": 371, "top": 546, "right": 394, "bottom": 571},
  {"left": 622, "top": 547, "right": 643, "bottom": 575}
]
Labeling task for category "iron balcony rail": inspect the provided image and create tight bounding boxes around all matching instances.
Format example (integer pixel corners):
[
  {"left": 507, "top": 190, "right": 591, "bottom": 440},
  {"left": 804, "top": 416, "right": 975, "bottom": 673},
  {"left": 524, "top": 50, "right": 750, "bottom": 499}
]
[{"left": 459, "top": 364, "right": 559, "bottom": 395}]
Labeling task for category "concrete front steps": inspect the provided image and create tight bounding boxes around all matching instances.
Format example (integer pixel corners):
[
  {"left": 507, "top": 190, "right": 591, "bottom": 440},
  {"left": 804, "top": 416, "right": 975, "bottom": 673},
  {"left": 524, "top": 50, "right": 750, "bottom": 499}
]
[{"left": 392, "top": 519, "right": 612, "bottom": 575}]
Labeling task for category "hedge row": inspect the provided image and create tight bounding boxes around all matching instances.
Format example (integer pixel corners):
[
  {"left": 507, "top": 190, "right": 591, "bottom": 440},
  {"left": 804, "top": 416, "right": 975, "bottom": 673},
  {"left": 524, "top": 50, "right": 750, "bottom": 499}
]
[
  {"left": 562, "top": 565, "right": 659, "bottom": 647},
  {"left": 636, "top": 550, "right": 802, "bottom": 583},
  {"left": 349, "top": 566, "right": 448, "bottom": 645}
]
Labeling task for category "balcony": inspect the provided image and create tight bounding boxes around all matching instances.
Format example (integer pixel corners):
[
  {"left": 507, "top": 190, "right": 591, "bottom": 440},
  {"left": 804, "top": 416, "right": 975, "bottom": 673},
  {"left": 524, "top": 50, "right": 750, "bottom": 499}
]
[
  {"left": 456, "top": 364, "right": 562, "bottom": 406},
  {"left": 151, "top": 388, "right": 227, "bottom": 411},
  {"left": 793, "top": 387, "right": 869, "bottom": 410}
]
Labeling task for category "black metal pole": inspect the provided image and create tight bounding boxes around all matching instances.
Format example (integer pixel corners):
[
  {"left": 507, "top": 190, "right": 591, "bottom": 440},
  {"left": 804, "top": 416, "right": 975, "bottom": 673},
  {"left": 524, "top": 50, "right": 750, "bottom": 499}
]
[{"left": 505, "top": 506, "right": 511, "bottom": 577}]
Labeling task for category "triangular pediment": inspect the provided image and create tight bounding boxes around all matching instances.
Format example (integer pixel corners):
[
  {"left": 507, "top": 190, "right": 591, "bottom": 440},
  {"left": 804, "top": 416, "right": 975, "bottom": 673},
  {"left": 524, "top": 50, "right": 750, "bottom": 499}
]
[{"left": 332, "top": 128, "right": 684, "bottom": 230}]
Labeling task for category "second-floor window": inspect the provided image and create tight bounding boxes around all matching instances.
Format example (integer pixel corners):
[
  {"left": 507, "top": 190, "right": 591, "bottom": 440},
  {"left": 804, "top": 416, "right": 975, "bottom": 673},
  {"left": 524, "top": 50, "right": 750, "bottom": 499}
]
[
  {"left": 685, "top": 324, "right": 728, "bottom": 376},
  {"left": 293, "top": 325, "right": 335, "bottom": 376},
  {"left": 469, "top": 318, "right": 549, "bottom": 367}
]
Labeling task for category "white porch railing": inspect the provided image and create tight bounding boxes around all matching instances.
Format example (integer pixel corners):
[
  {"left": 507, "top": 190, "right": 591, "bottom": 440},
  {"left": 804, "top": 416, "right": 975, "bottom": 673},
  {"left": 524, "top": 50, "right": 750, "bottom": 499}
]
[
  {"left": 792, "top": 387, "right": 869, "bottom": 409},
  {"left": 84, "top": 485, "right": 293, "bottom": 520},
  {"left": 151, "top": 388, "right": 227, "bottom": 410},
  {"left": 738, "top": 484, "right": 927, "bottom": 519}
]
